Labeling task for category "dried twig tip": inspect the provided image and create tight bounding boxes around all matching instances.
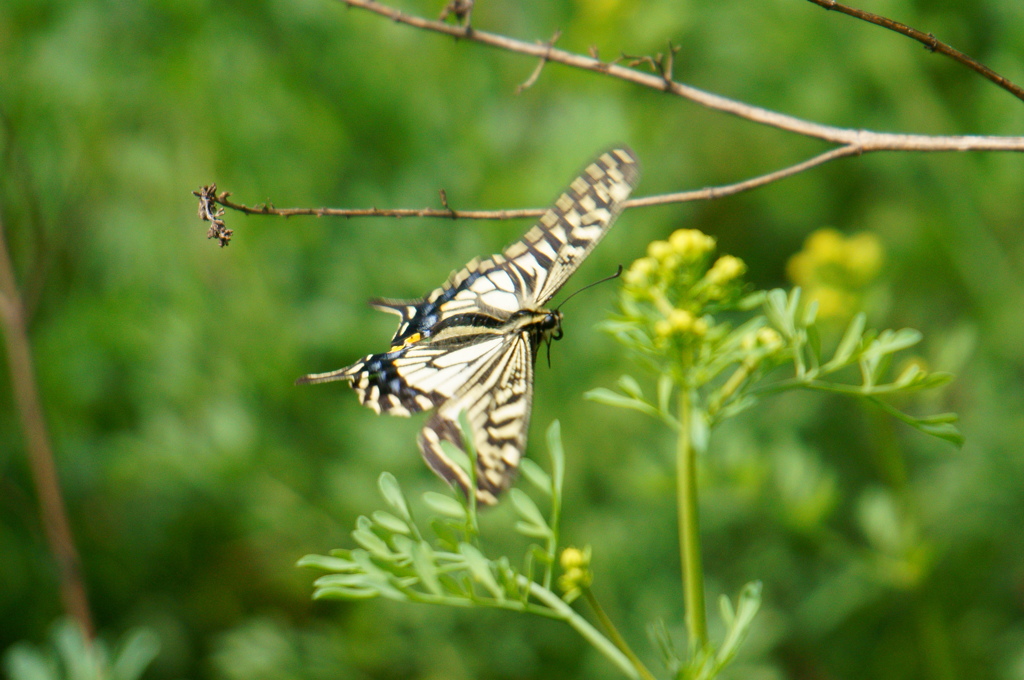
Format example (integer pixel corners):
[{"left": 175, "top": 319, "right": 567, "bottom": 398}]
[
  {"left": 439, "top": 0, "right": 473, "bottom": 26},
  {"left": 195, "top": 184, "right": 233, "bottom": 247}
]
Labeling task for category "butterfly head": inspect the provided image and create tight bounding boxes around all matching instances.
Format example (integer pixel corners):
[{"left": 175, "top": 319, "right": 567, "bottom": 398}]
[{"left": 508, "top": 307, "right": 563, "bottom": 342}]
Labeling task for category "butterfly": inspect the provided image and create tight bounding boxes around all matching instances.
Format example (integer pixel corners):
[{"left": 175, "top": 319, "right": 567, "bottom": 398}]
[{"left": 298, "top": 148, "right": 640, "bottom": 504}]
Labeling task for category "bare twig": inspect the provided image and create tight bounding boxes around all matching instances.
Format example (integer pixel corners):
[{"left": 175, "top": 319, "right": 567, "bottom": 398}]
[
  {"left": 0, "top": 211, "right": 94, "bottom": 638},
  {"left": 807, "top": 0, "right": 1024, "bottom": 103},
  {"left": 205, "top": 188, "right": 548, "bottom": 220},
  {"left": 439, "top": 0, "right": 473, "bottom": 27},
  {"left": 332, "top": 0, "right": 1024, "bottom": 151},
  {"left": 516, "top": 30, "right": 561, "bottom": 94},
  {"left": 196, "top": 0, "right": 1024, "bottom": 241},
  {"left": 623, "top": 42, "right": 682, "bottom": 88},
  {"left": 200, "top": 145, "right": 863, "bottom": 228}
]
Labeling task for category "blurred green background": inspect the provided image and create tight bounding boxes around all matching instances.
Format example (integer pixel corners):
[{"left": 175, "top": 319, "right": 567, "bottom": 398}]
[{"left": 2, "top": 0, "right": 1023, "bottom": 678}]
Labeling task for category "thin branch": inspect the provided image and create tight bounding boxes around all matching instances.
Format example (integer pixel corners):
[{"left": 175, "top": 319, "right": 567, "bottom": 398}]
[
  {"left": 197, "top": 0, "right": 1024, "bottom": 240},
  {"left": 0, "top": 210, "right": 94, "bottom": 638},
  {"left": 198, "top": 145, "right": 859, "bottom": 224},
  {"left": 202, "top": 188, "right": 548, "bottom": 220},
  {"left": 807, "top": 0, "right": 1024, "bottom": 103},
  {"left": 333, "top": 0, "right": 1024, "bottom": 151}
]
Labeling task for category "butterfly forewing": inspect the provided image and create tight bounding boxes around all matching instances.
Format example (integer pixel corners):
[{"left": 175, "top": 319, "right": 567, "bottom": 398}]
[
  {"left": 502, "top": 147, "right": 639, "bottom": 305},
  {"left": 298, "top": 147, "right": 640, "bottom": 504}
]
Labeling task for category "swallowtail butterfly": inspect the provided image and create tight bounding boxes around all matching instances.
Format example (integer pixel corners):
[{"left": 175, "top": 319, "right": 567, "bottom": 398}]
[{"left": 298, "top": 148, "right": 640, "bottom": 504}]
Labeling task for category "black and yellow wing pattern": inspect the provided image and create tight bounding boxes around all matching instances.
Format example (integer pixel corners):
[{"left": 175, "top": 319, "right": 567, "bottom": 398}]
[{"left": 298, "top": 147, "right": 640, "bottom": 504}]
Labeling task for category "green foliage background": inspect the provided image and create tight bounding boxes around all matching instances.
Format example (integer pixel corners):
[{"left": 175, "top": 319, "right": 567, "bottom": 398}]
[{"left": 2, "top": 0, "right": 1023, "bottom": 678}]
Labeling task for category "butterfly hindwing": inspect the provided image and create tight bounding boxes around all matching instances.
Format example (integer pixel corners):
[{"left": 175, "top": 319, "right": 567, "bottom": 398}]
[
  {"left": 298, "top": 147, "right": 640, "bottom": 504},
  {"left": 418, "top": 332, "right": 533, "bottom": 505}
]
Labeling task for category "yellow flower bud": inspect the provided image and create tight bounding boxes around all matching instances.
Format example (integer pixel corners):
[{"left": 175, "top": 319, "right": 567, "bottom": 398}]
[
  {"left": 647, "top": 240, "right": 674, "bottom": 261},
  {"left": 705, "top": 255, "right": 747, "bottom": 286},
  {"left": 756, "top": 327, "right": 783, "bottom": 350},
  {"left": 668, "top": 308, "right": 694, "bottom": 332},
  {"left": 558, "top": 546, "right": 593, "bottom": 599},
  {"left": 845, "top": 233, "right": 883, "bottom": 285},
  {"left": 560, "top": 546, "right": 589, "bottom": 570},
  {"left": 805, "top": 228, "right": 845, "bottom": 263},
  {"left": 668, "top": 229, "right": 716, "bottom": 259},
  {"left": 786, "top": 251, "right": 813, "bottom": 287}
]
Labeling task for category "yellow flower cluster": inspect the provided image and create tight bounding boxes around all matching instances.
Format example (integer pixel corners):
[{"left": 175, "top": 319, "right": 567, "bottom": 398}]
[
  {"left": 787, "top": 228, "right": 883, "bottom": 320},
  {"left": 557, "top": 546, "right": 593, "bottom": 601},
  {"left": 622, "top": 229, "right": 748, "bottom": 344},
  {"left": 654, "top": 308, "right": 708, "bottom": 339}
]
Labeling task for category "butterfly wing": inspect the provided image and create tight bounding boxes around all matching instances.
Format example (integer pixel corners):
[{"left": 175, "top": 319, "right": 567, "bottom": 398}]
[
  {"left": 501, "top": 147, "right": 640, "bottom": 306},
  {"left": 300, "top": 325, "right": 535, "bottom": 504},
  {"left": 298, "top": 147, "right": 640, "bottom": 504},
  {"left": 418, "top": 332, "right": 534, "bottom": 505},
  {"left": 368, "top": 147, "right": 640, "bottom": 348},
  {"left": 297, "top": 333, "right": 508, "bottom": 417}
]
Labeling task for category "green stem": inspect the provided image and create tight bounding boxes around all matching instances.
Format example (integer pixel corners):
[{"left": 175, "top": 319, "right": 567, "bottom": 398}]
[
  {"left": 707, "top": 359, "right": 755, "bottom": 418},
  {"left": 522, "top": 578, "right": 640, "bottom": 679},
  {"left": 583, "top": 588, "right": 657, "bottom": 680},
  {"left": 678, "top": 383, "right": 708, "bottom": 650}
]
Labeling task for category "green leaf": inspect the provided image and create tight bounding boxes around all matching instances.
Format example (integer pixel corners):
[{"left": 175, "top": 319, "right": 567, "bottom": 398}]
[
  {"left": 514, "top": 523, "right": 554, "bottom": 539},
  {"left": 456, "top": 411, "right": 479, "bottom": 490},
  {"left": 372, "top": 510, "right": 411, "bottom": 535},
  {"left": 584, "top": 388, "right": 660, "bottom": 418},
  {"left": 718, "top": 593, "right": 735, "bottom": 627},
  {"left": 110, "top": 628, "right": 160, "bottom": 680},
  {"left": 657, "top": 373, "right": 674, "bottom": 414},
  {"left": 378, "top": 473, "right": 411, "bottom": 521},
  {"left": 647, "top": 619, "right": 681, "bottom": 677},
  {"left": 545, "top": 420, "right": 565, "bottom": 497},
  {"left": 438, "top": 439, "right": 472, "bottom": 478},
  {"left": 3, "top": 643, "right": 56, "bottom": 680},
  {"left": 801, "top": 297, "right": 819, "bottom": 327},
  {"left": 912, "top": 420, "right": 964, "bottom": 447},
  {"left": 422, "top": 491, "right": 468, "bottom": 520},
  {"left": 823, "top": 312, "right": 866, "bottom": 371},
  {"left": 714, "top": 581, "right": 762, "bottom": 671},
  {"left": 519, "top": 458, "right": 552, "bottom": 496},
  {"left": 54, "top": 619, "right": 96, "bottom": 680},
  {"left": 510, "top": 489, "right": 548, "bottom": 531},
  {"left": 868, "top": 398, "right": 964, "bottom": 447},
  {"left": 315, "top": 573, "right": 381, "bottom": 588},
  {"left": 806, "top": 319, "right": 822, "bottom": 372},
  {"left": 297, "top": 553, "right": 359, "bottom": 572},
  {"left": 763, "top": 289, "right": 786, "bottom": 330},
  {"left": 410, "top": 541, "right": 442, "bottom": 595},
  {"left": 874, "top": 328, "right": 923, "bottom": 355},
  {"left": 352, "top": 525, "right": 393, "bottom": 559},
  {"left": 458, "top": 543, "right": 505, "bottom": 600},
  {"left": 617, "top": 374, "right": 644, "bottom": 399},
  {"left": 314, "top": 584, "right": 382, "bottom": 600}
]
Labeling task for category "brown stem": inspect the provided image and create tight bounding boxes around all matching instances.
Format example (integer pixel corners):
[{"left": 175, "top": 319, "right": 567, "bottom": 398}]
[
  {"left": 333, "top": 0, "right": 1024, "bottom": 150},
  {"left": 0, "top": 212, "right": 94, "bottom": 638},
  {"left": 807, "top": 0, "right": 1024, "bottom": 103},
  {"left": 194, "top": 142, "right": 958, "bottom": 230}
]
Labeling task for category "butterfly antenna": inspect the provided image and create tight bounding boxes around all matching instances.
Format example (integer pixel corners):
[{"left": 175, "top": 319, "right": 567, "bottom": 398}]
[{"left": 554, "top": 264, "right": 624, "bottom": 312}]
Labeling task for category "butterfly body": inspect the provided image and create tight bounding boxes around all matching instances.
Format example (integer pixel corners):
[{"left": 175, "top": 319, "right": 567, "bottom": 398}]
[{"left": 299, "top": 148, "right": 639, "bottom": 504}]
